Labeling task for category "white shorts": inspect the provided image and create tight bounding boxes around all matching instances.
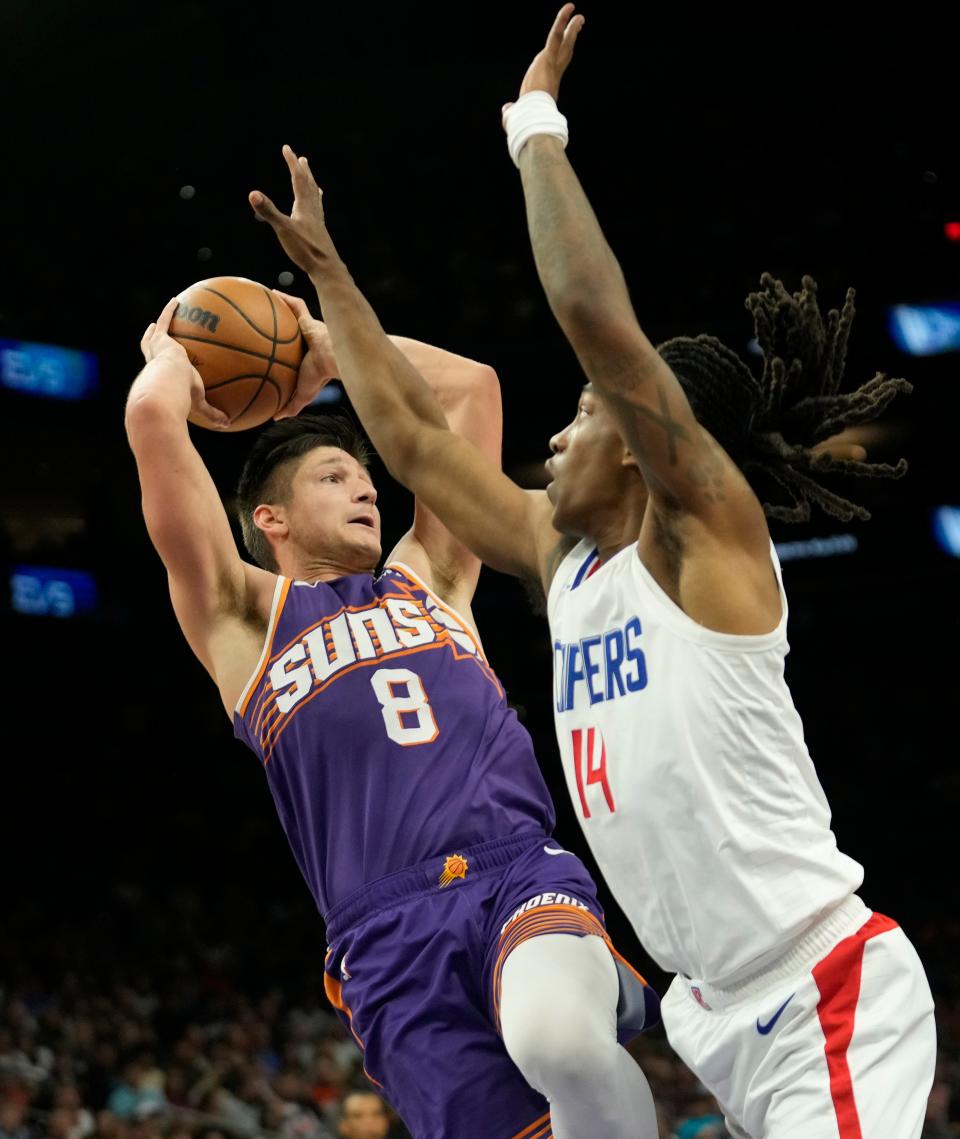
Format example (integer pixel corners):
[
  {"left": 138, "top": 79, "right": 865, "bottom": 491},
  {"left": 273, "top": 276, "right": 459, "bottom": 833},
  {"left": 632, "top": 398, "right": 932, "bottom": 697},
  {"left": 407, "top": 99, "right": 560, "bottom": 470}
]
[{"left": 661, "top": 897, "right": 936, "bottom": 1138}]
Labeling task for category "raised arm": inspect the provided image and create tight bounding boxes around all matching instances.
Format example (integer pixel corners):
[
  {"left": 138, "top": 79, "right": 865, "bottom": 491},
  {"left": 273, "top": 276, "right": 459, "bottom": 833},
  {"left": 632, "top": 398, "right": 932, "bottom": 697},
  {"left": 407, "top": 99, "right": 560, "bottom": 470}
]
[
  {"left": 248, "top": 146, "right": 565, "bottom": 593},
  {"left": 124, "top": 301, "right": 276, "bottom": 713},
  {"left": 381, "top": 334, "right": 502, "bottom": 602},
  {"left": 268, "top": 294, "right": 506, "bottom": 605},
  {"left": 505, "top": 6, "right": 768, "bottom": 557}
]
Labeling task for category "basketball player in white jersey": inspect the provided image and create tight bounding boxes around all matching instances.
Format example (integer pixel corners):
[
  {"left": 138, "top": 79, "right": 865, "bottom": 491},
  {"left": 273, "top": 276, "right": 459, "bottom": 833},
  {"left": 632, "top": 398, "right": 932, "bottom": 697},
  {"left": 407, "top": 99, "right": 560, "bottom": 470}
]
[{"left": 247, "top": 13, "right": 936, "bottom": 1131}]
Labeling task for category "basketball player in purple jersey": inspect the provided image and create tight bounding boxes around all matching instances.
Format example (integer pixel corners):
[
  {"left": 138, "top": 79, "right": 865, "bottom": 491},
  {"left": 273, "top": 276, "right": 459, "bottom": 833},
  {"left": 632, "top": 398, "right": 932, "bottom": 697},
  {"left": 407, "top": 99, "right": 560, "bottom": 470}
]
[
  {"left": 247, "top": 10, "right": 936, "bottom": 1137},
  {"left": 125, "top": 236, "right": 659, "bottom": 1134}
]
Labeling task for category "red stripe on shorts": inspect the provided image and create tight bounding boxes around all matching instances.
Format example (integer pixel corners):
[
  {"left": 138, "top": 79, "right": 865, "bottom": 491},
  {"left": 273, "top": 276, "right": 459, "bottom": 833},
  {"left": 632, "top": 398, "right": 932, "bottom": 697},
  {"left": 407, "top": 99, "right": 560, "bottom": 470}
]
[{"left": 811, "top": 911, "right": 898, "bottom": 1139}]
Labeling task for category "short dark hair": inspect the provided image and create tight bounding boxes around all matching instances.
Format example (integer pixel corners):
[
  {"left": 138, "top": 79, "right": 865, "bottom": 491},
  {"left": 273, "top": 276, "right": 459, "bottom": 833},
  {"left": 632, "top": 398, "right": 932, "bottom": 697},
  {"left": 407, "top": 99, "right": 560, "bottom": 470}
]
[
  {"left": 236, "top": 412, "right": 372, "bottom": 571},
  {"left": 658, "top": 273, "right": 912, "bottom": 522}
]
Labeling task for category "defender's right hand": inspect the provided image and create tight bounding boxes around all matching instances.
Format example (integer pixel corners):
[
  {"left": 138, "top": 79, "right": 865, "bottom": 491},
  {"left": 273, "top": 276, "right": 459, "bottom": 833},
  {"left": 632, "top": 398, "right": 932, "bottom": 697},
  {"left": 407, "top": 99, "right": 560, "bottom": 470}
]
[{"left": 139, "top": 298, "right": 230, "bottom": 429}]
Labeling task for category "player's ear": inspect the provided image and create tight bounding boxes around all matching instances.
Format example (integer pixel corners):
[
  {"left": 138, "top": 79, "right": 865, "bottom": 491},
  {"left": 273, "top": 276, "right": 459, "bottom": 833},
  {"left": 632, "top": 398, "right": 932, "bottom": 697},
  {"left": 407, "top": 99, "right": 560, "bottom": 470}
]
[
  {"left": 253, "top": 502, "right": 287, "bottom": 539},
  {"left": 620, "top": 445, "right": 640, "bottom": 472}
]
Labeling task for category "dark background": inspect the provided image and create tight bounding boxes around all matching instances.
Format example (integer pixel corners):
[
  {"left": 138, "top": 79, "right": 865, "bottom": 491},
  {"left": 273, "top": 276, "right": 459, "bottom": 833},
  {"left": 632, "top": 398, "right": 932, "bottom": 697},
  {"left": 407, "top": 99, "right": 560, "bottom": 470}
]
[{"left": 1, "top": 4, "right": 957, "bottom": 1004}]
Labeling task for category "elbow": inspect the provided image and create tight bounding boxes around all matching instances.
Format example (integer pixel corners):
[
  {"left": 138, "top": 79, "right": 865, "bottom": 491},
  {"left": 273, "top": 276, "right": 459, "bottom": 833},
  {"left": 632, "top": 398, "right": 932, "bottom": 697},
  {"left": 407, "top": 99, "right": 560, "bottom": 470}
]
[
  {"left": 542, "top": 265, "right": 633, "bottom": 335},
  {"left": 124, "top": 393, "right": 153, "bottom": 444},
  {"left": 549, "top": 284, "right": 608, "bottom": 331},
  {"left": 550, "top": 293, "right": 643, "bottom": 363},
  {"left": 454, "top": 361, "right": 502, "bottom": 405},
  {"left": 434, "top": 361, "right": 501, "bottom": 417},
  {"left": 471, "top": 365, "right": 503, "bottom": 434},
  {"left": 473, "top": 363, "right": 500, "bottom": 394},
  {"left": 124, "top": 391, "right": 185, "bottom": 448},
  {"left": 458, "top": 363, "right": 501, "bottom": 409}
]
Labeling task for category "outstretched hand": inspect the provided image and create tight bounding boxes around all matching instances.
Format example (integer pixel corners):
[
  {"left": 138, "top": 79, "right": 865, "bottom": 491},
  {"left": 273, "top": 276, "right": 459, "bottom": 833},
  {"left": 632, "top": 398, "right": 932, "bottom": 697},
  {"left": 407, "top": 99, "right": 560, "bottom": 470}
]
[
  {"left": 140, "top": 298, "right": 230, "bottom": 429},
  {"left": 249, "top": 145, "right": 337, "bottom": 277},
  {"left": 502, "top": 3, "right": 585, "bottom": 124},
  {"left": 271, "top": 291, "right": 339, "bottom": 420}
]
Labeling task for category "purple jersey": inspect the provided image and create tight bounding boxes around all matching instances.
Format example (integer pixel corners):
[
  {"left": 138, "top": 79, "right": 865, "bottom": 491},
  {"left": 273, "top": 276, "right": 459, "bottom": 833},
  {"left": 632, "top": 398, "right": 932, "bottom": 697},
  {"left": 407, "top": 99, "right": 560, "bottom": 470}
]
[{"left": 233, "top": 561, "right": 555, "bottom": 917}]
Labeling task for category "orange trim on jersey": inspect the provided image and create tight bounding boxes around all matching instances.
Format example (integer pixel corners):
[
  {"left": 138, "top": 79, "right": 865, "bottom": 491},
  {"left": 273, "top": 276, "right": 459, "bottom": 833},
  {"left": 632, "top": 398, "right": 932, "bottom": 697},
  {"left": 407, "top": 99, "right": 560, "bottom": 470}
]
[
  {"left": 386, "top": 561, "right": 488, "bottom": 663},
  {"left": 247, "top": 583, "right": 503, "bottom": 747},
  {"left": 509, "top": 1112, "right": 551, "bottom": 1139},
  {"left": 256, "top": 637, "right": 451, "bottom": 744},
  {"left": 260, "top": 639, "right": 446, "bottom": 753},
  {"left": 249, "top": 681, "right": 272, "bottom": 730},
  {"left": 252, "top": 576, "right": 479, "bottom": 685},
  {"left": 251, "top": 598, "right": 415, "bottom": 731},
  {"left": 259, "top": 638, "right": 501, "bottom": 763},
  {"left": 237, "top": 578, "right": 292, "bottom": 718},
  {"left": 257, "top": 588, "right": 420, "bottom": 674},
  {"left": 242, "top": 569, "right": 505, "bottom": 760},
  {"left": 322, "top": 970, "right": 384, "bottom": 1090},
  {"left": 247, "top": 589, "right": 426, "bottom": 732},
  {"left": 385, "top": 572, "right": 501, "bottom": 697}
]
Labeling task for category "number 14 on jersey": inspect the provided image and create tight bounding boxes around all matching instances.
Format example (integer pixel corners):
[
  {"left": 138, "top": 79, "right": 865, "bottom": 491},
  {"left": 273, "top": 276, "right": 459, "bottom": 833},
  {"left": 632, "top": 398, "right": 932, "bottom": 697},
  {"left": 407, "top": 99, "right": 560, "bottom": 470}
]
[{"left": 572, "top": 727, "right": 616, "bottom": 818}]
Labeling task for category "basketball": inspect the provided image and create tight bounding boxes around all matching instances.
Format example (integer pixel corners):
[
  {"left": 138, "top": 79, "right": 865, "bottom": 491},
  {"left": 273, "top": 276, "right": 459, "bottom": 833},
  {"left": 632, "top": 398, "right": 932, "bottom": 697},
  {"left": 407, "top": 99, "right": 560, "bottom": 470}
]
[{"left": 170, "top": 276, "right": 305, "bottom": 431}]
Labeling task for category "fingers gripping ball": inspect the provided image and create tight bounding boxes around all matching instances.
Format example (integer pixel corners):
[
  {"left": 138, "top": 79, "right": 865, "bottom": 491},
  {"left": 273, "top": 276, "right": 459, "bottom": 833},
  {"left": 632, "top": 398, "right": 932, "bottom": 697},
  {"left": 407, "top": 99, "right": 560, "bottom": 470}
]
[{"left": 170, "top": 277, "right": 304, "bottom": 431}]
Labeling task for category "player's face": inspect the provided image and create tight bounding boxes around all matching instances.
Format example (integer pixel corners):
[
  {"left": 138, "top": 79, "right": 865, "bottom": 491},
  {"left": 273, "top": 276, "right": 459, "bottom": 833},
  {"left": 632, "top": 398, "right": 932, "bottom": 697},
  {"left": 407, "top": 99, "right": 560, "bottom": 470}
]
[
  {"left": 287, "top": 447, "right": 382, "bottom": 570},
  {"left": 545, "top": 388, "right": 633, "bottom": 534},
  {"left": 338, "top": 1093, "right": 389, "bottom": 1139}
]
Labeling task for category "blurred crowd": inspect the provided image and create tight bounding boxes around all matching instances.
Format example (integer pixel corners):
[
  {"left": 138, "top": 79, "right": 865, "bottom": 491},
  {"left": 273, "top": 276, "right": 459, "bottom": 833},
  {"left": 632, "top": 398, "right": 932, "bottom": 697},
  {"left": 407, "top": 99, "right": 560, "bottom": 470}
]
[{"left": 1, "top": 886, "right": 957, "bottom": 1139}]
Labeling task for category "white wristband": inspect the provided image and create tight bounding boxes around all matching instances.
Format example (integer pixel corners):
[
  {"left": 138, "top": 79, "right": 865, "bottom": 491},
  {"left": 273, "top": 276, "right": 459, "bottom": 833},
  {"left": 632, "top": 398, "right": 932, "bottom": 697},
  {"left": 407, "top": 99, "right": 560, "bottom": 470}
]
[{"left": 504, "top": 91, "right": 568, "bottom": 168}]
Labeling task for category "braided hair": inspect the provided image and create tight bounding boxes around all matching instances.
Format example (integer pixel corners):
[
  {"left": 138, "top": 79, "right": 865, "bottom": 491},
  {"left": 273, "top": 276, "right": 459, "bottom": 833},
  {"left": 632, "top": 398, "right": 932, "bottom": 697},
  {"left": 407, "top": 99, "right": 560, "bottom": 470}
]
[{"left": 657, "top": 273, "right": 911, "bottom": 522}]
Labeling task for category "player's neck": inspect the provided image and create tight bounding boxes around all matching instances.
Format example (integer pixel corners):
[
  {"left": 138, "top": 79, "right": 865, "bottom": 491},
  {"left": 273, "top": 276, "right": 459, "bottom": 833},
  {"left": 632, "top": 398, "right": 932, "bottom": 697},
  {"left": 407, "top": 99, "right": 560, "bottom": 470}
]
[
  {"left": 587, "top": 499, "right": 647, "bottom": 566},
  {"left": 280, "top": 553, "right": 375, "bottom": 584}
]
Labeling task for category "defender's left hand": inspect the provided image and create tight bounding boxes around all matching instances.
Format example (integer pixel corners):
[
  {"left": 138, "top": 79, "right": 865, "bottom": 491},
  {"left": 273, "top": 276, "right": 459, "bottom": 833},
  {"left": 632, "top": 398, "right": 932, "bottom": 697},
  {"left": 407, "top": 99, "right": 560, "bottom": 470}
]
[
  {"left": 502, "top": 3, "right": 585, "bottom": 126},
  {"left": 249, "top": 145, "right": 336, "bottom": 276}
]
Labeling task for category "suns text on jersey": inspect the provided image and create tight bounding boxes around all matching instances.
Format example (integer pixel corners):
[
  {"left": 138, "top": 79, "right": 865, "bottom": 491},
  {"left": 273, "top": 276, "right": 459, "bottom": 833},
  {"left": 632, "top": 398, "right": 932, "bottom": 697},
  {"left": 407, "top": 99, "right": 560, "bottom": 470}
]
[
  {"left": 270, "top": 591, "right": 477, "bottom": 714},
  {"left": 554, "top": 617, "right": 647, "bottom": 713}
]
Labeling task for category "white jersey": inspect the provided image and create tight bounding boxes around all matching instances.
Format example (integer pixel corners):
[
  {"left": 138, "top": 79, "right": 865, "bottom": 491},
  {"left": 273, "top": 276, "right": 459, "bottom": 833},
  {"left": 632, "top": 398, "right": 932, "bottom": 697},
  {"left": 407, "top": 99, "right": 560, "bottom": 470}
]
[{"left": 547, "top": 539, "right": 864, "bottom": 986}]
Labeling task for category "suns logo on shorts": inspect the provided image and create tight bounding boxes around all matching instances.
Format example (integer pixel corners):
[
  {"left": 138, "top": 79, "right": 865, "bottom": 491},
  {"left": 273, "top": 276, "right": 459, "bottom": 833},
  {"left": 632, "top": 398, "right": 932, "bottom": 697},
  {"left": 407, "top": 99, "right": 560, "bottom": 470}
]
[{"left": 439, "top": 854, "right": 469, "bottom": 888}]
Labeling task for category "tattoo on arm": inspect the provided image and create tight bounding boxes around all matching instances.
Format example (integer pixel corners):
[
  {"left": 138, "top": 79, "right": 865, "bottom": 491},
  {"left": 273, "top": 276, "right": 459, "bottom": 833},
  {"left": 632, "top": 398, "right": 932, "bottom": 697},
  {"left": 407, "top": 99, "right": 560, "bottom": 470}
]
[
  {"left": 686, "top": 446, "right": 728, "bottom": 504},
  {"left": 640, "top": 385, "right": 690, "bottom": 466},
  {"left": 604, "top": 381, "right": 691, "bottom": 469}
]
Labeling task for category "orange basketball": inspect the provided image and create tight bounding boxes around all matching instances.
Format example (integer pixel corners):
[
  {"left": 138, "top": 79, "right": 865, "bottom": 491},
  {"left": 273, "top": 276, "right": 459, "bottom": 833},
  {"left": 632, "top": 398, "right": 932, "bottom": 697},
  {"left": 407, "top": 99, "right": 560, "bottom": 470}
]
[{"left": 170, "top": 276, "right": 305, "bottom": 431}]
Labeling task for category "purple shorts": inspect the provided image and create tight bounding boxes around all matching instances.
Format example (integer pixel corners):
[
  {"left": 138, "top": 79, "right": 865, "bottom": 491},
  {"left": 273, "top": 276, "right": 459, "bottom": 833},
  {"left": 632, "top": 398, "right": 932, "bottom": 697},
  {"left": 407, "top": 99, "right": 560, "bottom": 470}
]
[{"left": 322, "top": 831, "right": 660, "bottom": 1139}]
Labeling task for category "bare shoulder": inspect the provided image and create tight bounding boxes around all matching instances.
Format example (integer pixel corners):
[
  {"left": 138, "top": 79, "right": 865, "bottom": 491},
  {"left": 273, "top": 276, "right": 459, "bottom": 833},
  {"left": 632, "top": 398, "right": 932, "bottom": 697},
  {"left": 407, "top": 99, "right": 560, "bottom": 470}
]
[{"left": 638, "top": 506, "right": 782, "bottom": 635}]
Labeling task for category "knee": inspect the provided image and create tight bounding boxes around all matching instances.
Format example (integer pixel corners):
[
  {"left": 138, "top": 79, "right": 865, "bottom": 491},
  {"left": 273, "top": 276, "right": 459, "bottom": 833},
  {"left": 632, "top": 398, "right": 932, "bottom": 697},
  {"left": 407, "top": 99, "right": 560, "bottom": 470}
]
[{"left": 502, "top": 989, "right": 618, "bottom": 1093}]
